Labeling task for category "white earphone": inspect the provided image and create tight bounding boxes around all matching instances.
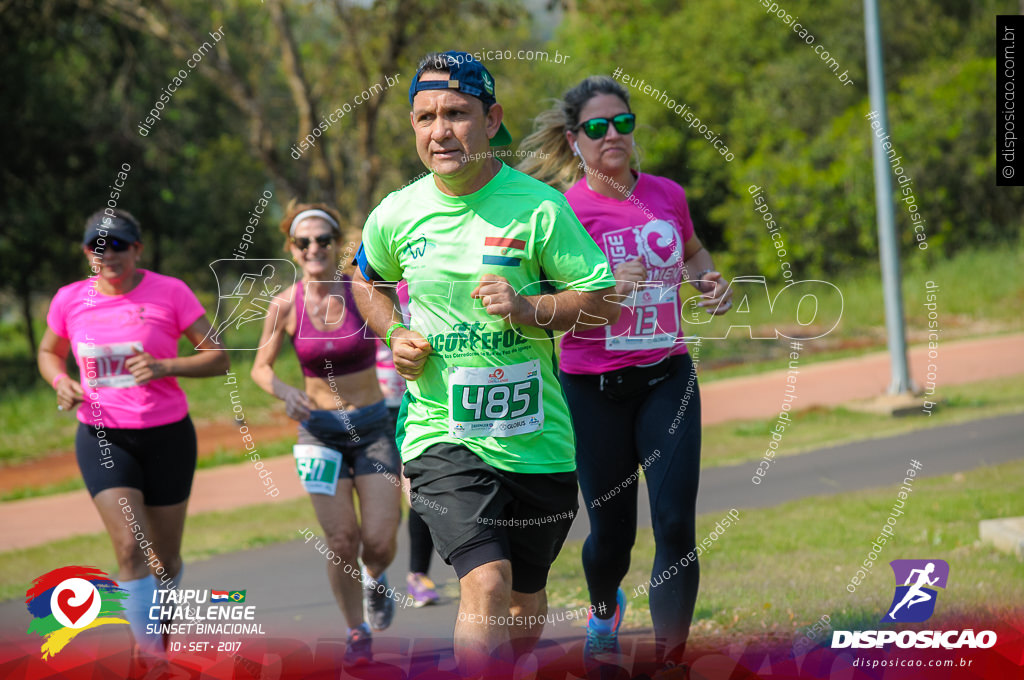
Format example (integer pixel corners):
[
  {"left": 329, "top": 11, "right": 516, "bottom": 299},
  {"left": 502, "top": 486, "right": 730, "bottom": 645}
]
[{"left": 572, "top": 140, "right": 582, "bottom": 158}]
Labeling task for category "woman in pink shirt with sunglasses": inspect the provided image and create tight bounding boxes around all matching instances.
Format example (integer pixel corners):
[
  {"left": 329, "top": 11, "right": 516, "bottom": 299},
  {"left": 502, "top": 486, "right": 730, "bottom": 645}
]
[
  {"left": 520, "top": 76, "right": 733, "bottom": 672},
  {"left": 38, "top": 208, "right": 229, "bottom": 665}
]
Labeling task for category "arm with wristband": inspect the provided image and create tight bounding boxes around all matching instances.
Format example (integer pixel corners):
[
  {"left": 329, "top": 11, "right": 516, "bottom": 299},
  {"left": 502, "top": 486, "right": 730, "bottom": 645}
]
[
  {"left": 385, "top": 322, "right": 406, "bottom": 350},
  {"left": 682, "top": 236, "right": 733, "bottom": 315},
  {"left": 666, "top": 179, "right": 731, "bottom": 314},
  {"left": 352, "top": 274, "right": 431, "bottom": 381},
  {"left": 38, "top": 328, "right": 85, "bottom": 412},
  {"left": 351, "top": 237, "right": 432, "bottom": 381}
]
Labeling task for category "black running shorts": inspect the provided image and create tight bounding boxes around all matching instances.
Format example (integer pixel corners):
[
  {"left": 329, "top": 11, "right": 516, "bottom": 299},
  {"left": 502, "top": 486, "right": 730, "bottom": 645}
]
[
  {"left": 75, "top": 415, "right": 197, "bottom": 506},
  {"left": 403, "top": 442, "right": 579, "bottom": 593}
]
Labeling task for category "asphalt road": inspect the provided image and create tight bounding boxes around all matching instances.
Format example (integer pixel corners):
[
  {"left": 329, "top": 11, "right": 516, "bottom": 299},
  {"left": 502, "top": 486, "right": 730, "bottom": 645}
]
[{"left": 2, "top": 413, "right": 1021, "bottom": 669}]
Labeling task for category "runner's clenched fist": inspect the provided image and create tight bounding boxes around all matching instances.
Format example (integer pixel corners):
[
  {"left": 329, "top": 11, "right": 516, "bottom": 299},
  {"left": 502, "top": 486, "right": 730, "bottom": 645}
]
[
  {"left": 471, "top": 274, "right": 525, "bottom": 323},
  {"left": 390, "top": 328, "right": 433, "bottom": 381}
]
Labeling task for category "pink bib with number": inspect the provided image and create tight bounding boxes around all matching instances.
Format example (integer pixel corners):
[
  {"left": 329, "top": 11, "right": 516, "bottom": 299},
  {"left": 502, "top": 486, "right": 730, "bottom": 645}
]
[{"left": 561, "top": 173, "right": 694, "bottom": 375}]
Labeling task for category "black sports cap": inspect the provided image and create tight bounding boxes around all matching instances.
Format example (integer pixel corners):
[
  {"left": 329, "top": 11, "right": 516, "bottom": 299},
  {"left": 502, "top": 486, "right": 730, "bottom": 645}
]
[
  {"left": 408, "top": 51, "right": 512, "bottom": 147},
  {"left": 82, "top": 211, "right": 141, "bottom": 246}
]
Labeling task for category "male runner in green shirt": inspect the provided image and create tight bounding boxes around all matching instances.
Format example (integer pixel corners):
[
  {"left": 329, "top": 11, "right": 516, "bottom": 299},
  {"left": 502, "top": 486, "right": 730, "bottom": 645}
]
[{"left": 352, "top": 51, "right": 620, "bottom": 673}]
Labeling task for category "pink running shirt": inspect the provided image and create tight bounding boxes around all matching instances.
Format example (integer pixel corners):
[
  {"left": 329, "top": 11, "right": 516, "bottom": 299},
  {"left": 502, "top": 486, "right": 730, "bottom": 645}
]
[
  {"left": 46, "top": 270, "right": 206, "bottom": 429},
  {"left": 561, "top": 173, "right": 695, "bottom": 375}
]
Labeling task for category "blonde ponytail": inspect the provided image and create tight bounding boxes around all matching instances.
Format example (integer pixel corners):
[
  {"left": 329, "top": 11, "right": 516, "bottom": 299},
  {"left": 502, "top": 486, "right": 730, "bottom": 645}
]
[{"left": 518, "top": 103, "right": 582, "bottom": 190}]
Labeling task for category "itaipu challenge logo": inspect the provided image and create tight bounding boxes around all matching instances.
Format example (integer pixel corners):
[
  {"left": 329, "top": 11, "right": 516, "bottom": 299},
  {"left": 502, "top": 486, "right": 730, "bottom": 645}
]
[
  {"left": 883, "top": 559, "right": 949, "bottom": 623},
  {"left": 25, "top": 566, "right": 128, "bottom": 659}
]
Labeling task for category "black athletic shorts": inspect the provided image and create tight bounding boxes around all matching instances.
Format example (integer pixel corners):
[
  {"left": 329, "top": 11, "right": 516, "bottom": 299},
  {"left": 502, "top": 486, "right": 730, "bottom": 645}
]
[
  {"left": 75, "top": 415, "right": 197, "bottom": 506},
  {"left": 403, "top": 442, "right": 579, "bottom": 594}
]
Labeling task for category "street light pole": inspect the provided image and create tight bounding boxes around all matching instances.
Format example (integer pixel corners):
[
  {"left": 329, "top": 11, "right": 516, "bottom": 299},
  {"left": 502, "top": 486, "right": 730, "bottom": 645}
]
[{"left": 863, "top": 0, "right": 912, "bottom": 395}]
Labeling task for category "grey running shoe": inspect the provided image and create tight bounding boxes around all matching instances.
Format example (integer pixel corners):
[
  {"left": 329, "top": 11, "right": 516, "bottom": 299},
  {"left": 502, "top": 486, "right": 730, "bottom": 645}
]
[{"left": 363, "top": 572, "right": 395, "bottom": 631}]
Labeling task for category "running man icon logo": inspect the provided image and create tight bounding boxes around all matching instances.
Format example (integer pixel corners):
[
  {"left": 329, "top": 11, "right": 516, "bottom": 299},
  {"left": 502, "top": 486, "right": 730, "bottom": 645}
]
[
  {"left": 203, "top": 259, "right": 297, "bottom": 350},
  {"left": 883, "top": 559, "right": 949, "bottom": 623}
]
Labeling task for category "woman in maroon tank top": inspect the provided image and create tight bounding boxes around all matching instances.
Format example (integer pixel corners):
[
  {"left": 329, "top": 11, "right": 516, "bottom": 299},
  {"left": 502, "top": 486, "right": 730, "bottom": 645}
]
[{"left": 250, "top": 201, "right": 401, "bottom": 666}]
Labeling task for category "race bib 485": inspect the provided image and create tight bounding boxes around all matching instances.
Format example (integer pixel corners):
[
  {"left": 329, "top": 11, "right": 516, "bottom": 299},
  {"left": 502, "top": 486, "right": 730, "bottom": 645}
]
[{"left": 448, "top": 360, "right": 543, "bottom": 439}]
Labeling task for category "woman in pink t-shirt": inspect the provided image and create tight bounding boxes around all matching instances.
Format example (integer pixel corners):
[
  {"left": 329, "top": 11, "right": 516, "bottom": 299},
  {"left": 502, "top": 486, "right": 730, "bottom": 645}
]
[
  {"left": 519, "top": 77, "right": 733, "bottom": 668},
  {"left": 37, "top": 209, "right": 229, "bottom": 661}
]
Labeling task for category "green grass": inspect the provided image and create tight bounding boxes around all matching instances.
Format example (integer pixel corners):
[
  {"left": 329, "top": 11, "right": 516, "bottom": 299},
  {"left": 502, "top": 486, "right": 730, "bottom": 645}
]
[
  {"left": 546, "top": 458, "right": 1024, "bottom": 641},
  {"left": 0, "top": 436, "right": 299, "bottom": 502},
  {"left": 690, "top": 246, "right": 1024, "bottom": 377},
  {"left": 1, "top": 246, "right": 1021, "bottom": 465},
  {"left": 3, "top": 375, "right": 1021, "bottom": 501},
  {"left": 3, "top": 437, "right": 1022, "bottom": 643},
  {"left": 0, "top": 477, "right": 87, "bottom": 502},
  {"left": 0, "top": 495, "right": 319, "bottom": 602},
  {"left": 0, "top": 349, "right": 302, "bottom": 467},
  {"left": 194, "top": 438, "right": 296, "bottom": 471},
  {"left": 701, "top": 374, "right": 1024, "bottom": 468}
]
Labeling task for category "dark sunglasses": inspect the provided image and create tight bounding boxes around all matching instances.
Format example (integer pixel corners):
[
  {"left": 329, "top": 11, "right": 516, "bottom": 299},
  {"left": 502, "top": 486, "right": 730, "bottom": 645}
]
[
  {"left": 292, "top": 235, "right": 335, "bottom": 250},
  {"left": 87, "top": 237, "right": 133, "bottom": 252},
  {"left": 576, "top": 113, "right": 636, "bottom": 140}
]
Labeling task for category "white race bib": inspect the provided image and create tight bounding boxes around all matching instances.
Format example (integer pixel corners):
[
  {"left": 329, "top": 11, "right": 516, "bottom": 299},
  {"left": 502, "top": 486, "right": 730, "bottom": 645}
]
[
  {"left": 605, "top": 285, "right": 679, "bottom": 351},
  {"left": 77, "top": 341, "right": 144, "bottom": 388},
  {"left": 448, "top": 360, "right": 543, "bottom": 438},
  {"left": 293, "top": 444, "right": 342, "bottom": 495}
]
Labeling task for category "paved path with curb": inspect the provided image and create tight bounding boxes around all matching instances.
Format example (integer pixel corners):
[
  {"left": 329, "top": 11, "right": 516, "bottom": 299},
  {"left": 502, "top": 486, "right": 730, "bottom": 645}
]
[{"left": 2, "top": 332, "right": 1022, "bottom": 551}]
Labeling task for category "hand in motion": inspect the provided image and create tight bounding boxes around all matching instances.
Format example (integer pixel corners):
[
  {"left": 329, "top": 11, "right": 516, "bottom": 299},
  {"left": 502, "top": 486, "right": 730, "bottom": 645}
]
[
  {"left": 697, "top": 271, "right": 733, "bottom": 315},
  {"left": 283, "top": 385, "right": 314, "bottom": 422},
  {"left": 471, "top": 274, "right": 524, "bottom": 322},
  {"left": 613, "top": 257, "right": 647, "bottom": 296},
  {"left": 125, "top": 350, "right": 169, "bottom": 386},
  {"left": 391, "top": 329, "right": 433, "bottom": 381},
  {"left": 55, "top": 376, "right": 85, "bottom": 411}
]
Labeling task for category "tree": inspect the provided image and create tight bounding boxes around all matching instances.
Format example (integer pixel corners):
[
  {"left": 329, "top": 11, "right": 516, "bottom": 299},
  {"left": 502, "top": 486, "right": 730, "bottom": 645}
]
[
  {"left": 544, "top": 0, "right": 1023, "bottom": 280},
  {"left": 79, "top": 0, "right": 523, "bottom": 228},
  {"left": 1, "top": 1, "right": 143, "bottom": 359},
  {"left": 1, "top": 0, "right": 527, "bottom": 359}
]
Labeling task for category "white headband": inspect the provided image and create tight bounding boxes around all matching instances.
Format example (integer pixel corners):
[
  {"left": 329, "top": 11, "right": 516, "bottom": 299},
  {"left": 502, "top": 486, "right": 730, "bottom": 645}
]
[{"left": 289, "top": 209, "right": 340, "bottom": 236}]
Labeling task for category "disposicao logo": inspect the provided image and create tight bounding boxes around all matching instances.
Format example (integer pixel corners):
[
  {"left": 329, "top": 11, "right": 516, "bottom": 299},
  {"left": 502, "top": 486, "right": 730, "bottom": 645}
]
[
  {"left": 883, "top": 559, "right": 948, "bottom": 623},
  {"left": 25, "top": 566, "right": 128, "bottom": 659},
  {"left": 832, "top": 559, "right": 997, "bottom": 650}
]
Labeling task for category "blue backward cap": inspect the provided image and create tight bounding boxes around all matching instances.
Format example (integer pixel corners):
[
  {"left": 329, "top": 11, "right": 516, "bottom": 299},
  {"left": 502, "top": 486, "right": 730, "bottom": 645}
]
[{"left": 408, "top": 51, "right": 511, "bottom": 147}]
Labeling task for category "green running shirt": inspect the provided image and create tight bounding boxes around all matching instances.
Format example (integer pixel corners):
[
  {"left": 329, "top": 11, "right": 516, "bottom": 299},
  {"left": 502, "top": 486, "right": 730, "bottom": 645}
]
[{"left": 360, "top": 162, "right": 615, "bottom": 473}]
